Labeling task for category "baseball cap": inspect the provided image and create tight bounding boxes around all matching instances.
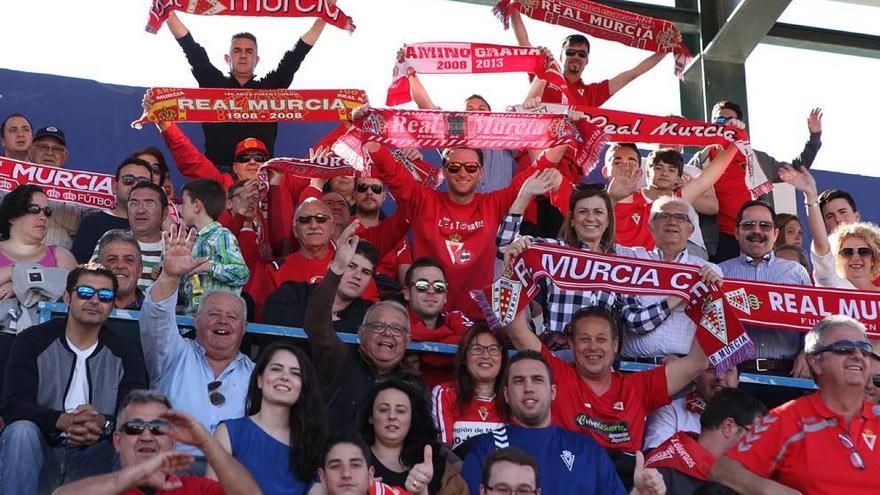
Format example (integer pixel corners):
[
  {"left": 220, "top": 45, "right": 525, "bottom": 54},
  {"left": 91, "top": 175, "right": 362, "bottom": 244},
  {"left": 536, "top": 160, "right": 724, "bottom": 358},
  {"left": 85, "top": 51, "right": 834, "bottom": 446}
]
[
  {"left": 234, "top": 137, "right": 268, "bottom": 158},
  {"left": 33, "top": 126, "right": 66, "bottom": 146}
]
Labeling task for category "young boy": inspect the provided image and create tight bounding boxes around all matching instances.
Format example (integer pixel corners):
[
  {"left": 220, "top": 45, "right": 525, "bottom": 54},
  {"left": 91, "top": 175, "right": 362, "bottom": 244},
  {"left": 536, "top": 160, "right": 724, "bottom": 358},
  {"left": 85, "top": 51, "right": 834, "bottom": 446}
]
[{"left": 180, "top": 179, "right": 250, "bottom": 315}]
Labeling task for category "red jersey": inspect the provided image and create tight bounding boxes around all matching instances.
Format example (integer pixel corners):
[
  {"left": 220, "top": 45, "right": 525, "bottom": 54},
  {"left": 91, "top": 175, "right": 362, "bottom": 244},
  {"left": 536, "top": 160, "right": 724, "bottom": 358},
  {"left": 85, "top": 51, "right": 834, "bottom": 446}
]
[
  {"left": 410, "top": 310, "right": 472, "bottom": 387},
  {"left": 541, "top": 346, "right": 670, "bottom": 452},
  {"left": 271, "top": 250, "right": 335, "bottom": 287},
  {"left": 541, "top": 78, "right": 611, "bottom": 107},
  {"left": 614, "top": 191, "right": 656, "bottom": 250},
  {"left": 368, "top": 146, "right": 543, "bottom": 317},
  {"left": 432, "top": 383, "right": 504, "bottom": 448},
  {"left": 375, "top": 238, "right": 412, "bottom": 280},
  {"left": 727, "top": 393, "right": 880, "bottom": 494},
  {"left": 709, "top": 147, "right": 749, "bottom": 236},
  {"left": 121, "top": 475, "right": 223, "bottom": 494}
]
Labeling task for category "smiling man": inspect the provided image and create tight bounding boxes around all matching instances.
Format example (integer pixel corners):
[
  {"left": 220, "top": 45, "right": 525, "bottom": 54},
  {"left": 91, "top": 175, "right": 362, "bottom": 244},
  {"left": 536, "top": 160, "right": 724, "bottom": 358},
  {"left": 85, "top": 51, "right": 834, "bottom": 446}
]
[
  {"left": 712, "top": 315, "right": 880, "bottom": 494},
  {"left": 139, "top": 225, "right": 254, "bottom": 474},
  {"left": 96, "top": 230, "right": 145, "bottom": 310}
]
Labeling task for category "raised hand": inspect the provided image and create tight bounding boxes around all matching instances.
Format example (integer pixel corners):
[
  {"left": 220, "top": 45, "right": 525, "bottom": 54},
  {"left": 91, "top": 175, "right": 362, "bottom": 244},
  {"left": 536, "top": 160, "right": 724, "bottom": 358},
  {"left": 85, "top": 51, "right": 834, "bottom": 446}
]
[
  {"left": 160, "top": 224, "right": 210, "bottom": 280},
  {"left": 159, "top": 410, "right": 212, "bottom": 450},
  {"left": 329, "top": 220, "right": 361, "bottom": 274},
  {"left": 807, "top": 107, "right": 823, "bottom": 134},
  {"left": 405, "top": 445, "right": 434, "bottom": 495},
  {"left": 519, "top": 169, "right": 562, "bottom": 199},
  {"left": 633, "top": 451, "right": 666, "bottom": 495},
  {"left": 397, "top": 148, "right": 423, "bottom": 162},
  {"left": 778, "top": 165, "right": 817, "bottom": 196},
  {"left": 699, "top": 265, "right": 723, "bottom": 288},
  {"left": 607, "top": 163, "right": 641, "bottom": 202},
  {"left": 351, "top": 104, "right": 371, "bottom": 121},
  {"left": 131, "top": 451, "right": 195, "bottom": 491},
  {"left": 503, "top": 236, "right": 533, "bottom": 269}
]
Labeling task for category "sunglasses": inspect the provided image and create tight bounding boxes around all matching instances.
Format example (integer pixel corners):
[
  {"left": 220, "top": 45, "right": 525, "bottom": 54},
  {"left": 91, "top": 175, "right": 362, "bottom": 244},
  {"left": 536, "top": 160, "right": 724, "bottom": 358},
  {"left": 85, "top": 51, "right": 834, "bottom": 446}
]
[
  {"left": 653, "top": 212, "right": 691, "bottom": 224},
  {"left": 356, "top": 183, "right": 384, "bottom": 194},
  {"left": 208, "top": 380, "right": 225, "bottom": 406},
  {"left": 737, "top": 220, "right": 775, "bottom": 231},
  {"left": 564, "top": 48, "right": 588, "bottom": 58},
  {"left": 411, "top": 279, "right": 448, "bottom": 293},
  {"left": 26, "top": 204, "right": 52, "bottom": 217},
  {"left": 119, "top": 419, "right": 170, "bottom": 436},
  {"left": 872, "top": 374, "right": 880, "bottom": 388},
  {"left": 445, "top": 161, "right": 481, "bottom": 174},
  {"left": 714, "top": 116, "right": 730, "bottom": 125},
  {"left": 812, "top": 339, "right": 874, "bottom": 358},
  {"left": 73, "top": 285, "right": 116, "bottom": 302},
  {"left": 839, "top": 247, "right": 874, "bottom": 258},
  {"left": 235, "top": 153, "right": 267, "bottom": 163},
  {"left": 119, "top": 174, "right": 152, "bottom": 186},
  {"left": 839, "top": 433, "right": 866, "bottom": 470},
  {"left": 296, "top": 214, "right": 330, "bottom": 225}
]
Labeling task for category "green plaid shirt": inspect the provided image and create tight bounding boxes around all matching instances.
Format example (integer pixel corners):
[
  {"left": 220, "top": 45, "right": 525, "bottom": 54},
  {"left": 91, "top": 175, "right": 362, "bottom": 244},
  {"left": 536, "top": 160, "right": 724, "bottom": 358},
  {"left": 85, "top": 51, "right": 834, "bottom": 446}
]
[{"left": 183, "top": 221, "right": 249, "bottom": 315}]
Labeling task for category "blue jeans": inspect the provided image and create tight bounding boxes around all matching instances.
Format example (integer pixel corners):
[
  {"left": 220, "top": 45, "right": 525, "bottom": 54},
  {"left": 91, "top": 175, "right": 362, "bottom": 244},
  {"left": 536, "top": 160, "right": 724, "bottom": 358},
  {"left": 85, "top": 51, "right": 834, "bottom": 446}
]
[{"left": 0, "top": 420, "right": 117, "bottom": 495}]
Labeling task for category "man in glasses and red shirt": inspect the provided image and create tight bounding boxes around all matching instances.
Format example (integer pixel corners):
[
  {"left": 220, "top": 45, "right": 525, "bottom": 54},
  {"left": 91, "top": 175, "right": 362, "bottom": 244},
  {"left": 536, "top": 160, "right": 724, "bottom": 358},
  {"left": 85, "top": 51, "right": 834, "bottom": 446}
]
[{"left": 712, "top": 315, "right": 880, "bottom": 494}]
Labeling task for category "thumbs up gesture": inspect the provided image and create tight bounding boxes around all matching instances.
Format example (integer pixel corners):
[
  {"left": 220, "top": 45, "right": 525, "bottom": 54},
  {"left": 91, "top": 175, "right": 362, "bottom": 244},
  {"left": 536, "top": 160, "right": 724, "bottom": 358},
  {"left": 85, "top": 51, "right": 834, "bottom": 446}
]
[
  {"left": 405, "top": 445, "right": 434, "bottom": 495},
  {"left": 633, "top": 451, "right": 666, "bottom": 495}
]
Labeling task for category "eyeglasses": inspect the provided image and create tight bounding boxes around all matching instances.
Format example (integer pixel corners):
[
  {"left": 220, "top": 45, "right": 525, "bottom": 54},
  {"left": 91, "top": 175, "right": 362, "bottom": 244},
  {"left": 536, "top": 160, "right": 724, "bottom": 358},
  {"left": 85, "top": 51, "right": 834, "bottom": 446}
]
[
  {"left": 208, "top": 380, "right": 226, "bottom": 406},
  {"left": 838, "top": 433, "right": 866, "bottom": 470},
  {"left": 737, "top": 220, "right": 775, "bottom": 231},
  {"left": 119, "top": 419, "right": 170, "bottom": 436},
  {"left": 362, "top": 321, "right": 408, "bottom": 337},
  {"left": 467, "top": 343, "right": 503, "bottom": 356},
  {"left": 235, "top": 153, "right": 266, "bottom": 163},
  {"left": 128, "top": 198, "right": 160, "bottom": 210},
  {"left": 145, "top": 162, "right": 162, "bottom": 173},
  {"left": 653, "top": 212, "right": 691, "bottom": 224},
  {"left": 872, "top": 374, "right": 880, "bottom": 388},
  {"left": 119, "top": 174, "right": 152, "bottom": 186},
  {"left": 714, "top": 116, "right": 730, "bottom": 125},
  {"left": 444, "top": 161, "right": 481, "bottom": 174},
  {"left": 73, "top": 285, "right": 116, "bottom": 303},
  {"left": 486, "top": 485, "right": 538, "bottom": 495},
  {"left": 410, "top": 279, "right": 448, "bottom": 294},
  {"left": 839, "top": 247, "right": 874, "bottom": 259},
  {"left": 564, "top": 48, "right": 588, "bottom": 58},
  {"left": 356, "top": 183, "right": 384, "bottom": 194},
  {"left": 296, "top": 214, "right": 330, "bottom": 225},
  {"left": 34, "top": 143, "right": 66, "bottom": 154},
  {"left": 812, "top": 339, "right": 874, "bottom": 358},
  {"left": 26, "top": 204, "right": 52, "bottom": 217}
]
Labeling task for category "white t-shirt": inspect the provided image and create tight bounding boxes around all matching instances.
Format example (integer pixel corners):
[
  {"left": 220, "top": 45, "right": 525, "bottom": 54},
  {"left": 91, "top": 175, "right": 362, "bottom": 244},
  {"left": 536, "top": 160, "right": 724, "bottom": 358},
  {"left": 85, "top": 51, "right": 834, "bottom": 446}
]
[{"left": 64, "top": 338, "right": 98, "bottom": 413}]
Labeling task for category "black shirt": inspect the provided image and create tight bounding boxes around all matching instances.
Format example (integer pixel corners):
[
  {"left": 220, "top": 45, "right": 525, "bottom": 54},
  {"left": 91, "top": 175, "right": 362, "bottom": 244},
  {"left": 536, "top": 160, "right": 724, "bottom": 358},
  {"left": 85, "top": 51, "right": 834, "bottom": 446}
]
[{"left": 70, "top": 211, "right": 130, "bottom": 263}]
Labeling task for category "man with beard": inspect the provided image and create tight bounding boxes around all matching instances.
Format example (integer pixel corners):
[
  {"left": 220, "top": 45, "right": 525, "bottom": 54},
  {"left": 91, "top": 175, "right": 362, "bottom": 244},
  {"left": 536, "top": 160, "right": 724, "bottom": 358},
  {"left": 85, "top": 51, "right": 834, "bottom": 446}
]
[
  {"left": 354, "top": 176, "right": 412, "bottom": 292},
  {"left": 96, "top": 230, "right": 145, "bottom": 310},
  {"left": 718, "top": 200, "right": 812, "bottom": 407},
  {"left": 1, "top": 113, "right": 33, "bottom": 160}
]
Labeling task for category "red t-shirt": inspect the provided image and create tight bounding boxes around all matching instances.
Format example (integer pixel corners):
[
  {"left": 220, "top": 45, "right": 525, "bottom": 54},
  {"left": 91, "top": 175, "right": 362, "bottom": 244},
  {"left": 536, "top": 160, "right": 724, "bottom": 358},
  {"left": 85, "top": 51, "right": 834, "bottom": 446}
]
[
  {"left": 410, "top": 310, "right": 472, "bottom": 387},
  {"left": 541, "top": 346, "right": 670, "bottom": 452},
  {"left": 376, "top": 238, "right": 412, "bottom": 280},
  {"left": 270, "top": 248, "right": 378, "bottom": 301},
  {"left": 727, "top": 393, "right": 880, "bottom": 494},
  {"left": 541, "top": 78, "right": 611, "bottom": 107},
  {"left": 121, "top": 476, "right": 223, "bottom": 495},
  {"left": 614, "top": 191, "right": 656, "bottom": 250},
  {"left": 432, "top": 383, "right": 505, "bottom": 448},
  {"left": 709, "top": 147, "right": 749, "bottom": 236}
]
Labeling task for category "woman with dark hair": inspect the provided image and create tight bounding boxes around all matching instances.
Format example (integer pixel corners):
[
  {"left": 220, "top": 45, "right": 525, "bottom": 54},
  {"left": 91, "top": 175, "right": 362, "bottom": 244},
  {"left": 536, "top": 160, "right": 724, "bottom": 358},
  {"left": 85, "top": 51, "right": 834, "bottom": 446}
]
[
  {"left": 360, "top": 379, "right": 468, "bottom": 495},
  {"left": 773, "top": 212, "right": 803, "bottom": 249},
  {"left": 206, "top": 341, "right": 326, "bottom": 495},
  {"left": 432, "top": 323, "right": 507, "bottom": 449}
]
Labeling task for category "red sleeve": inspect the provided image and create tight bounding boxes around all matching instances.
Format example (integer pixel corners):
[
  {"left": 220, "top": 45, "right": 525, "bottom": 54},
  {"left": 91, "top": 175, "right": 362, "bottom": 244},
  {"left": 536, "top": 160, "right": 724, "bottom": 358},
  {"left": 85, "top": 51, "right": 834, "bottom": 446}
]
[
  {"left": 396, "top": 239, "right": 413, "bottom": 264},
  {"left": 357, "top": 211, "right": 411, "bottom": 260},
  {"left": 726, "top": 406, "right": 794, "bottom": 478},
  {"left": 268, "top": 184, "right": 293, "bottom": 255},
  {"left": 637, "top": 366, "right": 672, "bottom": 413},
  {"left": 220, "top": 211, "right": 245, "bottom": 236},
  {"left": 539, "top": 344, "right": 577, "bottom": 387},
  {"left": 366, "top": 146, "right": 427, "bottom": 218},
  {"left": 489, "top": 154, "right": 557, "bottom": 214},
  {"left": 238, "top": 228, "right": 275, "bottom": 308},
  {"left": 432, "top": 384, "right": 456, "bottom": 445},
  {"left": 298, "top": 184, "right": 322, "bottom": 203},
  {"left": 161, "top": 123, "right": 233, "bottom": 189},
  {"left": 314, "top": 123, "right": 349, "bottom": 150}
]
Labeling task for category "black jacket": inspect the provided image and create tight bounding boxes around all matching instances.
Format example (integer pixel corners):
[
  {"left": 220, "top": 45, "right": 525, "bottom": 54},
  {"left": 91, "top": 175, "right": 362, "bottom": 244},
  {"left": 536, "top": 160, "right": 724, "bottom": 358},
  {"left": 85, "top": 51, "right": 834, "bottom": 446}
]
[
  {"left": 177, "top": 33, "right": 313, "bottom": 171},
  {"left": 262, "top": 280, "right": 372, "bottom": 334}
]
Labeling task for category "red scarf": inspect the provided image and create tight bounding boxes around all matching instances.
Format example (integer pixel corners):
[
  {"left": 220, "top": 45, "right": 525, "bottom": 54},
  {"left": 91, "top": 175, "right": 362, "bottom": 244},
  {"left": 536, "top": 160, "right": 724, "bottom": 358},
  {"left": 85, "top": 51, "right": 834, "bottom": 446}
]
[
  {"left": 333, "top": 108, "right": 606, "bottom": 176},
  {"left": 145, "top": 0, "right": 355, "bottom": 34},
  {"left": 645, "top": 433, "right": 715, "bottom": 481},
  {"left": 685, "top": 390, "right": 707, "bottom": 414},
  {"left": 471, "top": 243, "right": 754, "bottom": 373},
  {"left": 386, "top": 42, "right": 571, "bottom": 105},
  {"left": 0, "top": 158, "right": 116, "bottom": 210},
  {"left": 132, "top": 88, "right": 367, "bottom": 128},
  {"left": 509, "top": 102, "right": 771, "bottom": 198},
  {"left": 494, "top": 0, "right": 693, "bottom": 76}
]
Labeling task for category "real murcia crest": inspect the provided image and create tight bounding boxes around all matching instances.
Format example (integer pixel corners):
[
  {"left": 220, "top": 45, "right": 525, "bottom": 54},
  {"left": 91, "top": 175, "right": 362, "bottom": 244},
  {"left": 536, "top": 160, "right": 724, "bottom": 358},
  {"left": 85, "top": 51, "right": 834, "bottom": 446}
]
[
  {"left": 863, "top": 430, "right": 876, "bottom": 451},
  {"left": 613, "top": 401, "right": 625, "bottom": 411},
  {"left": 700, "top": 298, "right": 729, "bottom": 344},
  {"left": 478, "top": 406, "right": 489, "bottom": 421},
  {"left": 560, "top": 450, "right": 575, "bottom": 472}
]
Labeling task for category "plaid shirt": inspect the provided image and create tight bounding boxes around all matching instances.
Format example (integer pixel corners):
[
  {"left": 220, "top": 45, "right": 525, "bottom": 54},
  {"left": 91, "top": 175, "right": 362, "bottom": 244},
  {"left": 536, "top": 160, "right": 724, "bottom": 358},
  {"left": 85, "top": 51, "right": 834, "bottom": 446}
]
[
  {"left": 496, "top": 213, "right": 670, "bottom": 335},
  {"left": 183, "top": 221, "right": 249, "bottom": 315}
]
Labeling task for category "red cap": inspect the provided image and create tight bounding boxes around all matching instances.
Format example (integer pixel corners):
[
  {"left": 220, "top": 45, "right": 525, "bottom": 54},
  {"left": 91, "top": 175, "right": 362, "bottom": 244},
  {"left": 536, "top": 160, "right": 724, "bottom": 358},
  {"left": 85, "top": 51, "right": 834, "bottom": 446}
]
[{"left": 234, "top": 137, "right": 268, "bottom": 158}]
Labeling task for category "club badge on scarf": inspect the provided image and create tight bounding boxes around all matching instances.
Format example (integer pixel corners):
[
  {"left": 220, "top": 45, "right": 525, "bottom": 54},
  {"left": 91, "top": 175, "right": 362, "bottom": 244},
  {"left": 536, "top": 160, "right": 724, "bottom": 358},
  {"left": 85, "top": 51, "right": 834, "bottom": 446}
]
[
  {"left": 471, "top": 243, "right": 754, "bottom": 373},
  {"left": 386, "top": 42, "right": 571, "bottom": 105},
  {"left": 0, "top": 158, "right": 116, "bottom": 210},
  {"left": 132, "top": 88, "right": 367, "bottom": 128},
  {"left": 145, "top": 0, "right": 355, "bottom": 34},
  {"left": 493, "top": 0, "right": 693, "bottom": 76}
]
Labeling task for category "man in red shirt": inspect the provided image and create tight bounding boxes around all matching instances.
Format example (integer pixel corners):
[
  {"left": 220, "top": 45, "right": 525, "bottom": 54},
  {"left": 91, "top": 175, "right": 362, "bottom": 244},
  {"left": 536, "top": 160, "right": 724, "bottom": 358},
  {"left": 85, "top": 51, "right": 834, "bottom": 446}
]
[
  {"left": 355, "top": 175, "right": 412, "bottom": 293},
  {"left": 52, "top": 389, "right": 259, "bottom": 495},
  {"left": 510, "top": 11, "right": 666, "bottom": 106},
  {"left": 504, "top": 307, "right": 708, "bottom": 487},
  {"left": 712, "top": 315, "right": 880, "bottom": 494}
]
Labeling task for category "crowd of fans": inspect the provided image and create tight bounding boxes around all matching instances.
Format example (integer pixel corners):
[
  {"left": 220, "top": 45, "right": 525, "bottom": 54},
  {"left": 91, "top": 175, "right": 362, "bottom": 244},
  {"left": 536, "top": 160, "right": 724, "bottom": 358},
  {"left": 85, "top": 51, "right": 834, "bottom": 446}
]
[{"left": 0, "top": 3, "right": 878, "bottom": 495}]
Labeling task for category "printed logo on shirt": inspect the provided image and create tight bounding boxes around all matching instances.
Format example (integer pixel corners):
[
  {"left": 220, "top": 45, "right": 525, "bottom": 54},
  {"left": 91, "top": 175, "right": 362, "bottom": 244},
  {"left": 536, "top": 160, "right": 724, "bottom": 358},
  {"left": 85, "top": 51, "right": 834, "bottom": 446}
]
[
  {"left": 478, "top": 406, "right": 489, "bottom": 421},
  {"left": 445, "top": 234, "right": 472, "bottom": 265},
  {"left": 631, "top": 212, "right": 641, "bottom": 225},
  {"left": 575, "top": 413, "right": 632, "bottom": 445},
  {"left": 863, "top": 430, "right": 876, "bottom": 451},
  {"left": 577, "top": 88, "right": 585, "bottom": 96},
  {"left": 309, "top": 275, "right": 324, "bottom": 284},
  {"left": 613, "top": 401, "right": 625, "bottom": 411},
  {"left": 560, "top": 450, "right": 575, "bottom": 472}
]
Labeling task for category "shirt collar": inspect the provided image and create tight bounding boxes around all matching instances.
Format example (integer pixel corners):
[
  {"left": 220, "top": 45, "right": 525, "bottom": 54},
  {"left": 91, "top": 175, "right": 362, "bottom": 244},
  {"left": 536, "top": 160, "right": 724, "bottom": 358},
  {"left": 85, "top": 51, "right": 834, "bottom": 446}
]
[
  {"left": 740, "top": 251, "right": 774, "bottom": 265},
  {"left": 652, "top": 247, "right": 688, "bottom": 262},
  {"left": 198, "top": 221, "right": 221, "bottom": 236},
  {"left": 809, "top": 392, "right": 877, "bottom": 421}
]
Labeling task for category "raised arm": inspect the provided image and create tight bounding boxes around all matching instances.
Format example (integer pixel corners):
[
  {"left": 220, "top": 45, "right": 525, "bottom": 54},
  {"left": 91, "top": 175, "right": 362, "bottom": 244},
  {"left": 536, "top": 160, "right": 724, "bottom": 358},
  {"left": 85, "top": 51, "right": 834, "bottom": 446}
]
[
  {"left": 170, "top": 13, "right": 225, "bottom": 86},
  {"left": 779, "top": 166, "right": 828, "bottom": 254},
  {"left": 679, "top": 143, "right": 737, "bottom": 203},
  {"left": 164, "top": 11, "right": 189, "bottom": 39},
  {"left": 608, "top": 52, "right": 666, "bottom": 97},
  {"left": 52, "top": 451, "right": 197, "bottom": 495},
  {"left": 760, "top": 108, "right": 823, "bottom": 182},
  {"left": 502, "top": 304, "right": 542, "bottom": 352},
  {"left": 301, "top": 18, "right": 327, "bottom": 47},
  {"left": 409, "top": 73, "right": 438, "bottom": 110},
  {"left": 160, "top": 122, "right": 228, "bottom": 186},
  {"left": 510, "top": 6, "right": 532, "bottom": 46},
  {"left": 663, "top": 336, "right": 708, "bottom": 397}
]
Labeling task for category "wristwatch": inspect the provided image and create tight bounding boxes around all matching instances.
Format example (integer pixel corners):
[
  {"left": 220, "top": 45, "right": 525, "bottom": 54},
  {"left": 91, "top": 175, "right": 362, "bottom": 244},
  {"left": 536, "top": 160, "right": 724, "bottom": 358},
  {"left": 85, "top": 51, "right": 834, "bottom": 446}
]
[{"left": 101, "top": 419, "right": 115, "bottom": 438}]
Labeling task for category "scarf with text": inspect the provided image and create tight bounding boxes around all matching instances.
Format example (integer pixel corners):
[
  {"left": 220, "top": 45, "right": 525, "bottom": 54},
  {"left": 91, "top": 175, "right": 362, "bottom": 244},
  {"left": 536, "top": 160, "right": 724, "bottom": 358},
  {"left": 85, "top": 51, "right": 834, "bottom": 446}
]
[
  {"left": 685, "top": 389, "right": 707, "bottom": 414},
  {"left": 471, "top": 243, "right": 753, "bottom": 373},
  {"left": 386, "top": 42, "right": 571, "bottom": 105},
  {"left": 0, "top": 158, "right": 116, "bottom": 210},
  {"left": 645, "top": 432, "right": 715, "bottom": 481},
  {"left": 145, "top": 0, "right": 355, "bottom": 34},
  {"left": 493, "top": 0, "right": 693, "bottom": 76},
  {"left": 132, "top": 88, "right": 367, "bottom": 128},
  {"left": 509, "top": 102, "right": 772, "bottom": 199},
  {"left": 332, "top": 108, "right": 606, "bottom": 176}
]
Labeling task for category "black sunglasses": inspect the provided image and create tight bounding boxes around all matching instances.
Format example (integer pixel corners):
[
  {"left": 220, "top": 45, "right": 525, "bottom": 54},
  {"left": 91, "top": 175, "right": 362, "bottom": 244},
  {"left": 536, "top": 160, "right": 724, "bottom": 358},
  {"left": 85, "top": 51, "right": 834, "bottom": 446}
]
[
  {"left": 26, "top": 204, "right": 52, "bottom": 217},
  {"left": 297, "top": 214, "right": 330, "bottom": 225},
  {"left": 445, "top": 161, "right": 481, "bottom": 174},
  {"left": 564, "top": 48, "right": 588, "bottom": 58},
  {"left": 119, "top": 419, "right": 170, "bottom": 436},
  {"left": 208, "top": 380, "right": 225, "bottom": 406},
  {"left": 74, "top": 285, "right": 116, "bottom": 302},
  {"left": 839, "top": 247, "right": 874, "bottom": 258},
  {"left": 411, "top": 279, "right": 448, "bottom": 293},
  {"left": 119, "top": 174, "right": 152, "bottom": 186},
  {"left": 235, "top": 153, "right": 267, "bottom": 163},
  {"left": 812, "top": 340, "right": 873, "bottom": 358},
  {"left": 356, "top": 183, "right": 383, "bottom": 194}
]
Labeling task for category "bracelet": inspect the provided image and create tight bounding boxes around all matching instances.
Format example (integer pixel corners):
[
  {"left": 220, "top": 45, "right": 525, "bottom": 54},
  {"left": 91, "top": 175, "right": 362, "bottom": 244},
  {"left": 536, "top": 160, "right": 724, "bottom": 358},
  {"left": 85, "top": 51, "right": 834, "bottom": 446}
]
[{"left": 804, "top": 199, "right": 819, "bottom": 208}]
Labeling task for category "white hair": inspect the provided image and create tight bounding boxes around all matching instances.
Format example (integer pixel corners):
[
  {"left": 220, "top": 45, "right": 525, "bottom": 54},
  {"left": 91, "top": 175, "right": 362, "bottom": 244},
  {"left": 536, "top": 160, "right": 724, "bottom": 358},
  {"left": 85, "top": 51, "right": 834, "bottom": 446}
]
[
  {"left": 361, "top": 300, "right": 410, "bottom": 333},
  {"left": 805, "top": 315, "right": 867, "bottom": 354},
  {"left": 196, "top": 291, "right": 248, "bottom": 321},
  {"left": 649, "top": 196, "right": 699, "bottom": 229}
]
